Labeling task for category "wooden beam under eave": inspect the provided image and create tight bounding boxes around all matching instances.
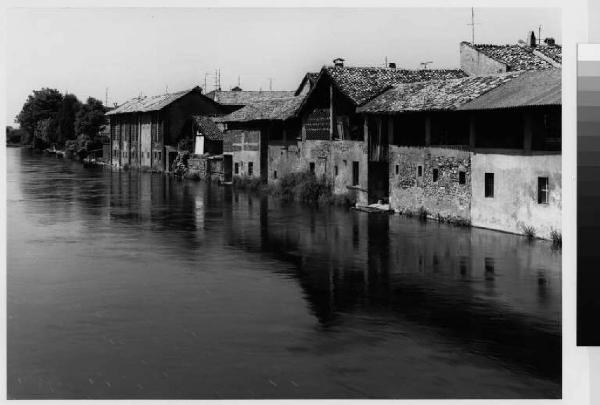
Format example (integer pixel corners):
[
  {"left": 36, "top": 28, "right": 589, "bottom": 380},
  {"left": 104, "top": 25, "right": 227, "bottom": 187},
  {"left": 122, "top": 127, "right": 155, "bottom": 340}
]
[{"left": 329, "top": 84, "right": 334, "bottom": 140}]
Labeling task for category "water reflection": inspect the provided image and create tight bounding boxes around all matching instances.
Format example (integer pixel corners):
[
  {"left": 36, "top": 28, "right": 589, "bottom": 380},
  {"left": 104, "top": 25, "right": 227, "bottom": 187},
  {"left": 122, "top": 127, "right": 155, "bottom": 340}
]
[{"left": 7, "top": 148, "right": 561, "bottom": 399}]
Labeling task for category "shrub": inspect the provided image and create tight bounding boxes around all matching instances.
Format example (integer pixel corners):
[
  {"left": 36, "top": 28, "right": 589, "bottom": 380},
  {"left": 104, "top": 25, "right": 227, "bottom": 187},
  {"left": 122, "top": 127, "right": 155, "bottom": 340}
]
[
  {"left": 550, "top": 229, "right": 562, "bottom": 249},
  {"left": 522, "top": 225, "right": 536, "bottom": 240},
  {"left": 418, "top": 206, "right": 428, "bottom": 221}
]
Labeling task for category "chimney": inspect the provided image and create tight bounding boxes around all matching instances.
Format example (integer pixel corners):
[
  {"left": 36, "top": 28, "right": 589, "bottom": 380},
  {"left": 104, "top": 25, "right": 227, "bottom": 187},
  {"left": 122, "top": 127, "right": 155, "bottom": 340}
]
[
  {"left": 544, "top": 37, "right": 556, "bottom": 46},
  {"left": 527, "top": 30, "right": 537, "bottom": 47},
  {"left": 388, "top": 62, "right": 396, "bottom": 69},
  {"left": 333, "top": 57, "right": 345, "bottom": 68}
]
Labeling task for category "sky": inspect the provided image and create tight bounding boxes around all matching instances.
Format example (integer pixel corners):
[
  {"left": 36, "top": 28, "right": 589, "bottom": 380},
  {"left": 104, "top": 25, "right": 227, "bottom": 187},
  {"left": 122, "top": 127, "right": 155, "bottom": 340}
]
[{"left": 6, "top": 7, "right": 560, "bottom": 125}]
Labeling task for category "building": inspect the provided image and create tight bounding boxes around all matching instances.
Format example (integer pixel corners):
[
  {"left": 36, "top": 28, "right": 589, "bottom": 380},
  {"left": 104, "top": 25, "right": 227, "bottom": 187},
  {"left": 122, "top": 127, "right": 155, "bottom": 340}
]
[
  {"left": 106, "top": 86, "right": 225, "bottom": 172},
  {"left": 357, "top": 68, "right": 561, "bottom": 238},
  {"left": 295, "top": 60, "right": 467, "bottom": 204},
  {"left": 220, "top": 96, "right": 304, "bottom": 183},
  {"left": 460, "top": 31, "right": 561, "bottom": 76},
  {"left": 205, "top": 89, "right": 296, "bottom": 113}
]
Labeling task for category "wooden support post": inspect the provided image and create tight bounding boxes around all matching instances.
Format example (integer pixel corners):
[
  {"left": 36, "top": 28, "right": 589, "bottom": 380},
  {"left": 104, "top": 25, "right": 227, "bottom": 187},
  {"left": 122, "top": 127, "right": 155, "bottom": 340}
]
[
  {"left": 425, "top": 115, "right": 432, "bottom": 146},
  {"left": 363, "top": 116, "right": 369, "bottom": 143},
  {"left": 469, "top": 114, "right": 476, "bottom": 148},
  {"left": 329, "top": 84, "right": 334, "bottom": 140},
  {"left": 523, "top": 112, "right": 533, "bottom": 152}
]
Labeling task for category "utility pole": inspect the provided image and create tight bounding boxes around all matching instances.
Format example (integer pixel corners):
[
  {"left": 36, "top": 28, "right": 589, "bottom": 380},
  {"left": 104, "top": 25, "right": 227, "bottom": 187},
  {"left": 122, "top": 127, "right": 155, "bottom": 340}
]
[
  {"left": 385, "top": 56, "right": 388, "bottom": 68},
  {"left": 105, "top": 87, "right": 108, "bottom": 106},
  {"left": 538, "top": 25, "right": 542, "bottom": 45},
  {"left": 204, "top": 72, "right": 208, "bottom": 92}
]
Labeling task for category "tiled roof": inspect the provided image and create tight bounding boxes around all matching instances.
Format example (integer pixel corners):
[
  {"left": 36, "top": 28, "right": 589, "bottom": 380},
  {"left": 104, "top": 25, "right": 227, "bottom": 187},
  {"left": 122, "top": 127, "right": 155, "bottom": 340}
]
[
  {"left": 535, "top": 44, "right": 562, "bottom": 64},
  {"left": 357, "top": 73, "right": 522, "bottom": 113},
  {"left": 219, "top": 96, "right": 304, "bottom": 122},
  {"left": 294, "top": 72, "right": 320, "bottom": 95},
  {"left": 469, "top": 43, "right": 556, "bottom": 71},
  {"left": 458, "top": 69, "right": 561, "bottom": 110},
  {"left": 324, "top": 66, "right": 468, "bottom": 105},
  {"left": 106, "top": 86, "right": 202, "bottom": 115},
  {"left": 192, "top": 115, "right": 223, "bottom": 141},
  {"left": 205, "top": 90, "right": 295, "bottom": 106}
]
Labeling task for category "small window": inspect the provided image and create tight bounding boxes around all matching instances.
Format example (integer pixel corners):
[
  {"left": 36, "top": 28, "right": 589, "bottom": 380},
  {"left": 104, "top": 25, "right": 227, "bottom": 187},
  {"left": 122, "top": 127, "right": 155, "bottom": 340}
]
[
  {"left": 538, "top": 177, "right": 549, "bottom": 204},
  {"left": 334, "top": 166, "right": 338, "bottom": 176},
  {"left": 352, "top": 161, "right": 359, "bottom": 186},
  {"left": 395, "top": 165, "right": 399, "bottom": 175},
  {"left": 309, "top": 162, "right": 315, "bottom": 173},
  {"left": 417, "top": 165, "right": 423, "bottom": 177},
  {"left": 459, "top": 171, "right": 466, "bottom": 185},
  {"left": 248, "top": 162, "right": 254, "bottom": 176},
  {"left": 433, "top": 168, "right": 439, "bottom": 182},
  {"left": 234, "top": 162, "right": 239, "bottom": 174},
  {"left": 273, "top": 170, "right": 277, "bottom": 179},
  {"left": 158, "top": 152, "right": 161, "bottom": 161},
  {"left": 485, "top": 173, "right": 494, "bottom": 198}
]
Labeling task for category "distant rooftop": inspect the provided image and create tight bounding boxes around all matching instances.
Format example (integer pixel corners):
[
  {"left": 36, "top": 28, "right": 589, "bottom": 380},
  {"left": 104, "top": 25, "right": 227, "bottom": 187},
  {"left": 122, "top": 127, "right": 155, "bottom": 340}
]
[
  {"left": 107, "top": 86, "right": 204, "bottom": 115},
  {"left": 192, "top": 115, "right": 223, "bottom": 141},
  {"left": 357, "top": 73, "right": 522, "bottom": 114},
  {"left": 219, "top": 96, "right": 304, "bottom": 123},
  {"left": 205, "top": 90, "right": 296, "bottom": 106},
  {"left": 466, "top": 42, "right": 561, "bottom": 71},
  {"left": 323, "top": 66, "right": 468, "bottom": 106}
]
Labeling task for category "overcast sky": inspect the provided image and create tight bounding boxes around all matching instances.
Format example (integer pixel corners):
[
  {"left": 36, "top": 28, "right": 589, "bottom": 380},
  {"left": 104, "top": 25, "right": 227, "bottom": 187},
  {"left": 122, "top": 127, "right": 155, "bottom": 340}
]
[{"left": 6, "top": 7, "right": 560, "bottom": 125}]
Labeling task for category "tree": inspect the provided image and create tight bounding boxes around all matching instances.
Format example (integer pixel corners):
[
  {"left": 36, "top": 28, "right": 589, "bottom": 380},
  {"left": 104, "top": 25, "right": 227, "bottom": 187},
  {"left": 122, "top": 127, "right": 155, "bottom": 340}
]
[
  {"left": 56, "top": 93, "right": 82, "bottom": 144},
  {"left": 15, "top": 88, "right": 63, "bottom": 146},
  {"left": 33, "top": 118, "right": 58, "bottom": 148},
  {"left": 74, "top": 97, "right": 107, "bottom": 138}
]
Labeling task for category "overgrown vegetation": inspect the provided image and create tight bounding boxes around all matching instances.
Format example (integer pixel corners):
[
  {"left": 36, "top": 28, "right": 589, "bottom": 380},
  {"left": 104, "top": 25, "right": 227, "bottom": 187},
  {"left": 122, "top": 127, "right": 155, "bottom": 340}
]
[
  {"left": 522, "top": 224, "right": 536, "bottom": 241},
  {"left": 231, "top": 171, "right": 355, "bottom": 207},
  {"left": 550, "top": 229, "right": 562, "bottom": 249}
]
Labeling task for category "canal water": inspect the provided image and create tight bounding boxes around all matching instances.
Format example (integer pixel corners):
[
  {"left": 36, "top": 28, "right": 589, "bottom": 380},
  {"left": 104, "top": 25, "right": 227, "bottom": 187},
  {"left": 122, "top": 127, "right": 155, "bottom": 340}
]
[{"left": 6, "top": 147, "right": 561, "bottom": 399}]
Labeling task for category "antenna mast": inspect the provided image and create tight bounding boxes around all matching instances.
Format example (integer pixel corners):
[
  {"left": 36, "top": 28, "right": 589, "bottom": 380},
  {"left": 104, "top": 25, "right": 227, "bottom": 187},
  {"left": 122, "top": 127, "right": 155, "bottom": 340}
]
[{"left": 467, "top": 7, "right": 479, "bottom": 44}]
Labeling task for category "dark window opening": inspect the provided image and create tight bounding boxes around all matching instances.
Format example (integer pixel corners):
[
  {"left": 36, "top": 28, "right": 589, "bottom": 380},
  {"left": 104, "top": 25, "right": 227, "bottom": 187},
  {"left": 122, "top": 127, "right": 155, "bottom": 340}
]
[
  {"left": 433, "top": 168, "right": 439, "bottom": 182},
  {"left": 395, "top": 165, "right": 399, "bottom": 175},
  {"left": 248, "top": 162, "right": 254, "bottom": 176},
  {"left": 392, "top": 114, "right": 425, "bottom": 146},
  {"left": 417, "top": 165, "right": 423, "bottom": 177},
  {"left": 459, "top": 171, "right": 466, "bottom": 184},
  {"left": 309, "top": 162, "right": 315, "bottom": 174},
  {"left": 273, "top": 170, "right": 277, "bottom": 179},
  {"left": 234, "top": 163, "right": 239, "bottom": 174},
  {"left": 538, "top": 177, "right": 549, "bottom": 204},
  {"left": 352, "top": 161, "right": 359, "bottom": 186},
  {"left": 334, "top": 166, "right": 338, "bottom": 176},
  {"left": 485, "top": 173, "right": 494, "bottom": 198}
]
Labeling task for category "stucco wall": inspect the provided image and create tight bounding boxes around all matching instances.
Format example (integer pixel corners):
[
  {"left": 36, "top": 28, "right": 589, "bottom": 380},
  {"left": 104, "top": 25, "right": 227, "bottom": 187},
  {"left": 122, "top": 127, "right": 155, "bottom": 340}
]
[
  {"left": 298, "top": 140, "right": 368, "bottom": 204},
  {"left": 460, "top": 42, "right": 508, "bottom": 76},
  {"left": 470, "top": 152, "right": 561, "bottom": 239},
  {"left": 268, "top": 143, "right": 303, "bottom": 184},
  {"left": 389, "top": 146, "right": 472, "bottom": 221},
  {"left": 231, "top": 130, "right": 262, "bottom": 179}
]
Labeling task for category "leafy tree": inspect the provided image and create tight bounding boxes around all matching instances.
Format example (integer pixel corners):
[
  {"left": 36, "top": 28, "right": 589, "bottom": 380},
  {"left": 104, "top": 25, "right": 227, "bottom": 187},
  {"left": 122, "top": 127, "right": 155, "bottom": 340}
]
[
  {"left": 6, "top": 126, "right": 28, "bottom": 145},
  {"left": 74, "top": 97, "right": 108, "bottom": 138},
  {"left": 15, "top": 88, "right": 63, "bottom": 146},
  {"left": 56, "top": 93, "right": 82, "bottom": 144},
  {"left": 33, "top": 118, "right": 58, "bottom": 148}
]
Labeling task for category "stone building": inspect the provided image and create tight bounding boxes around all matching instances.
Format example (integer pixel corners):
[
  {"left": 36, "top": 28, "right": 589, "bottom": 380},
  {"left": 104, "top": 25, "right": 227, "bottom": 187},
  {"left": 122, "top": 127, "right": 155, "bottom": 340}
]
[
  {"left": 460, "top": 31, "right": 561, "bottom": 76},
  {"left": 220, "top": 96, "right": 304, "bottom": 183},
  {"left": 295, "top": 60, "right": 467, "bottom": 205},
  {"left": 106, "top": 86, "right": 225, "bottom": 172},
  {"left": 358, "top": 68, "right": 561, "bottom": 238}
]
